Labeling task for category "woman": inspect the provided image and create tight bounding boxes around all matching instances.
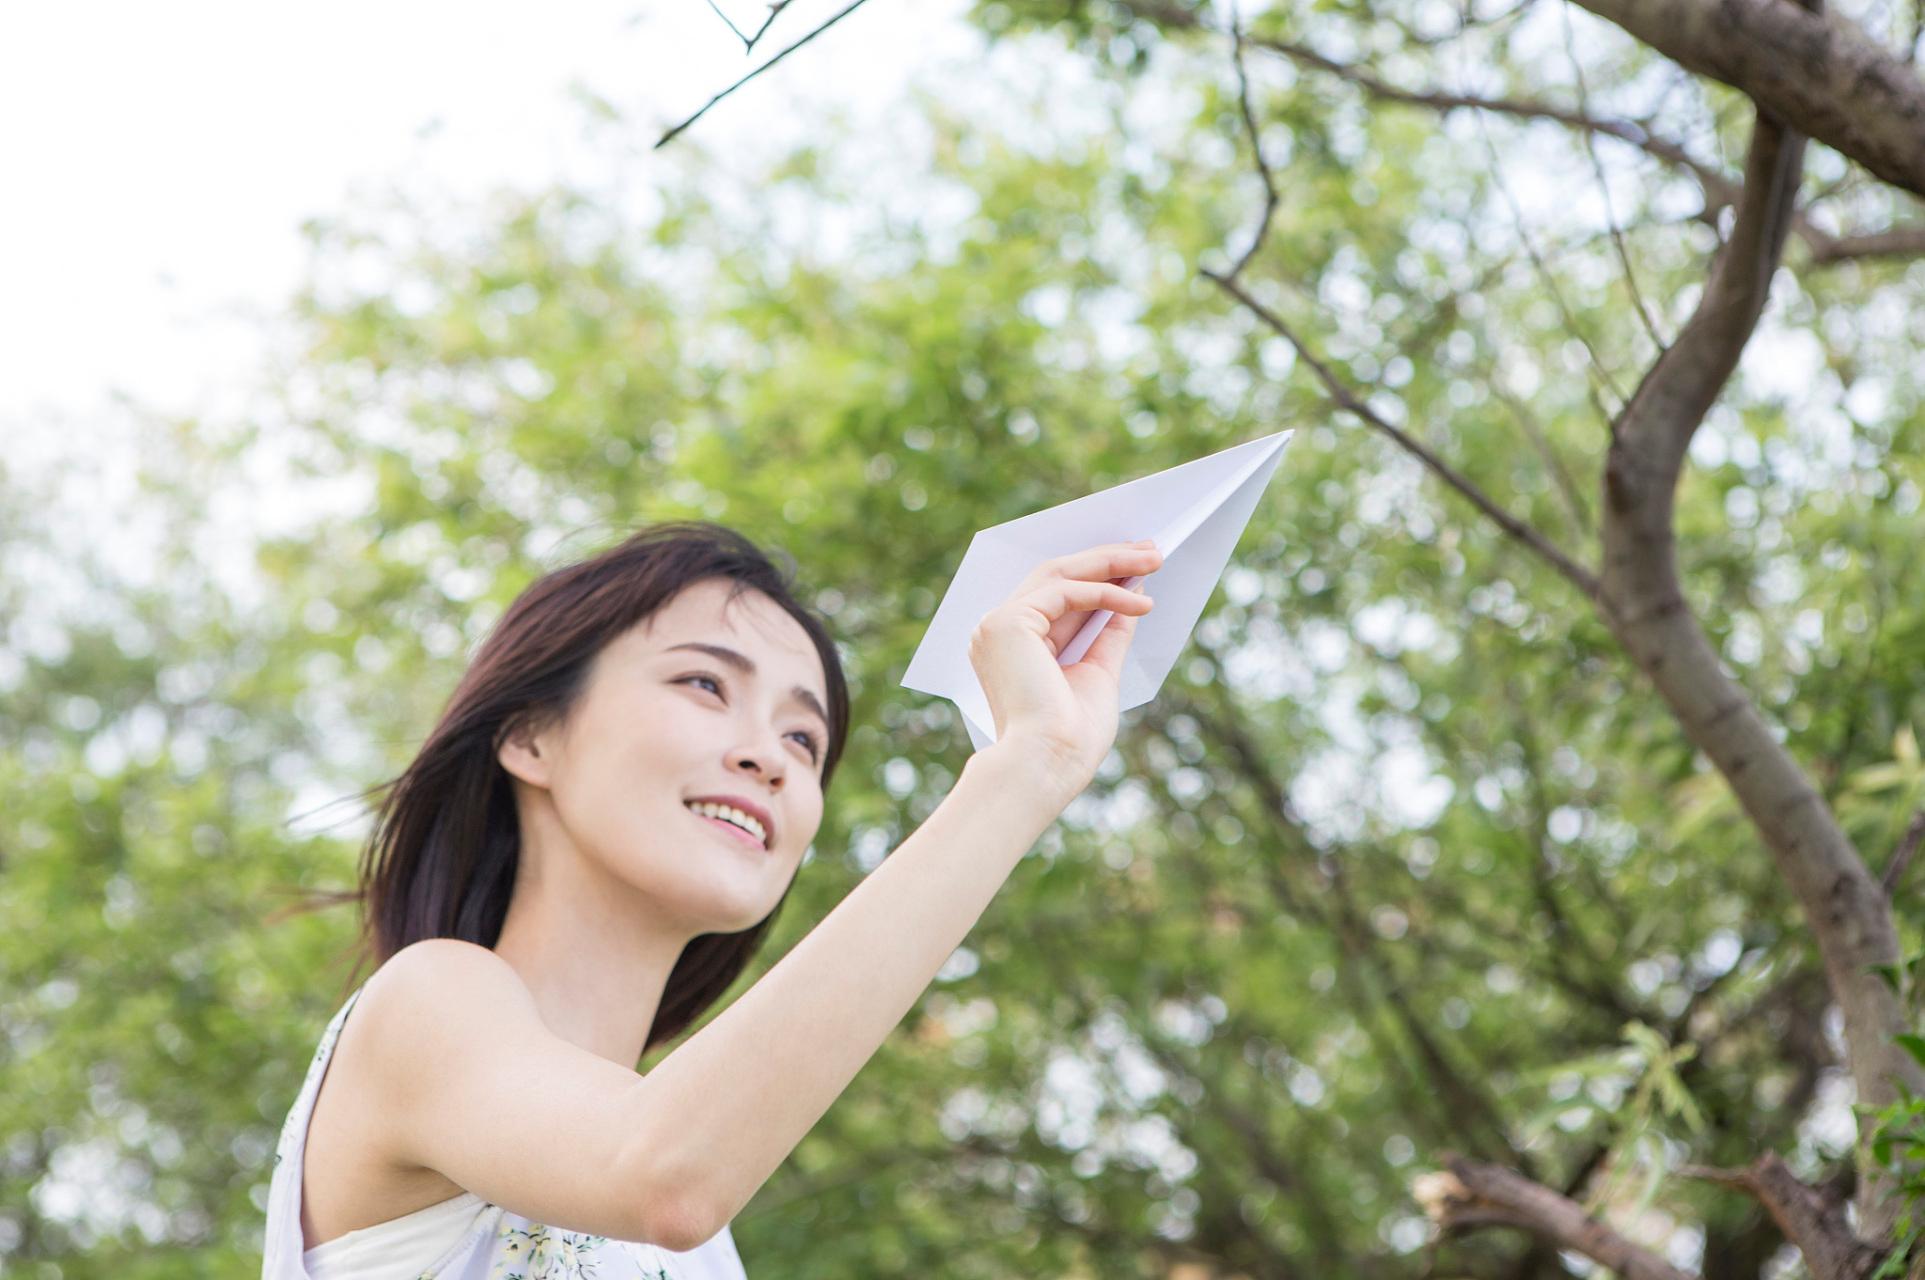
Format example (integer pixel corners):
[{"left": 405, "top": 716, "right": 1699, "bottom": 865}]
[{"left": 260, "top": 519, "right": 1160, "bottom": 1279}]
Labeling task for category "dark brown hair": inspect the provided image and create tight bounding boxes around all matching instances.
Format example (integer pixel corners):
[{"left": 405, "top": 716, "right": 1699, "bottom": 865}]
[{"left": 286, "top": 521, "right": 850, "bottom": 1057}]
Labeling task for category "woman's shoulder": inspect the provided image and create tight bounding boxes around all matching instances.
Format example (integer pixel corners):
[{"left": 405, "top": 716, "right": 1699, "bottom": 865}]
[
  {"left": 349, "top": 941, "right": 541, "bottom": 1072},
  {"left": 371, "top": 938, "right": 523, "bottom": 996}
]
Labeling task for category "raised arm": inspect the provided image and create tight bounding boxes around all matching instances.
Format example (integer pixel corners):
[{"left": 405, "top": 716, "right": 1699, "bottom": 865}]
[
  {"left": 365, "top": 542, "right": 1160, "bottom": 1250},
  {"left": 634, "top": 540, "right": 1162, "bottom": 1239}
]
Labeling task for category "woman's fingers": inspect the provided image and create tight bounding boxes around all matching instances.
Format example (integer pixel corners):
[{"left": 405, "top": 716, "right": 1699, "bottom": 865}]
[
  {"left": 1028, "top": 577, "right": 1153, "bottom": 621},
  {"left": 1075, "top": 589, "right": 1147, "bottom": 677},
  {"left": 1018, "top": 542, "right": 1162, "bottom": 595},
  {"left": 965, "top": 542, "right": 1160, "bottom": 794}
]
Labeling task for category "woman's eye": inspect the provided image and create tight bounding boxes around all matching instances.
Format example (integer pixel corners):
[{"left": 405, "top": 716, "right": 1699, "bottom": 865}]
[{"left": 680, "top": 674, "right": 821, "bottom": 764}]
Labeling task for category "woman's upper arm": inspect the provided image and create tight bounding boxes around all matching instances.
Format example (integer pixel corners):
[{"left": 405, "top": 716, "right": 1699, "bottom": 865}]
[{"left": 355, "top": 938, "right": 702, "bottom": 1248}]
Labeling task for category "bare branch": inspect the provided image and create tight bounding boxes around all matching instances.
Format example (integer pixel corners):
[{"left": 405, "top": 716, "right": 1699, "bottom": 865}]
[
  {"left": 1678, "top": 1154, "right": 1888, "bottom": 1280},
  {"left": 702, "top": 0, "right": 753, "bottom": 48},
  {"left": 1224, "top": 1, "right": 1280, "bottom": 278},
  {"left": 1413, "top": 1154, "right": 1696, "bottom": 1280},
  {"left": 740, "top": 0, "right": 800, "bottom": 53},
  {"left": 1472, "top": 109, "right": 1629, "bottom": 422},
  {"left": 1202, "top": 267, "right": 1602, "bottom": 597},
  {"left": 1393, "top": 0, "right": 1542, "bottom": 46},
  {"left": 1129, "top": 0, "right": 1733, "bottom": 203},
  {"left": 656, "top": 0, "right": 874, "bottom": 149},
  {"left": 1596, "top": 92, "right": 1925, "bottom": 1231},
  {"left": 1568, "top": 0, "right": 1925, "bottom": 198},
  {"left": 1559, "top": 0, "right": 1669, "bottom": 352},
  {"left": 1491, "top": 379, "right": 1596, "bottom": 537},
  {"left": 1133, "top": 0, "right": 1919, "bottom": 274},
  {"left": 1882, "top": 809, "right": 1925, "bottom": 898},
  {"left": 1804, "top": 224, "right": 1925, "bottom": 265},
  {"left": 1241, "top": 26, "right": 1735, "bottom": 207}
]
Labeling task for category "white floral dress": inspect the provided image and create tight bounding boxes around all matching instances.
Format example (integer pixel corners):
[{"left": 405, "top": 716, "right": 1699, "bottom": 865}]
[{"left": 261, "top": 984, "right": 747, "bottom": 1280}]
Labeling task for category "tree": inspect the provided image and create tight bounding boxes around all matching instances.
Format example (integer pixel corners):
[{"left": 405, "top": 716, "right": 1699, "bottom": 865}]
[{"left": 918, "top": 0, "right": 1925, "bottom": 1272}]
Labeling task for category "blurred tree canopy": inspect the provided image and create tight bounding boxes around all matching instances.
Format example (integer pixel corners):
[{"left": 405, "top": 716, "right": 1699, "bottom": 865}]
[{"left": 4, "top": 0, "right": 1925, "bottom": 1276}]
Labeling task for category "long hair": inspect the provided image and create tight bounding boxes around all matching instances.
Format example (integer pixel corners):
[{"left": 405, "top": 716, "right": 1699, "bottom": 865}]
[{"left": 279, "top": 521, "right": 851, "bottom": 1057}]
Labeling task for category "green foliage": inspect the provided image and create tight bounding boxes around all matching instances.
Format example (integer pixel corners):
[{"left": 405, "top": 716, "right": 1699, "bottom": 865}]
[{"left": 1517, "top": 1021, "right": 1705, "bottom": 1218}]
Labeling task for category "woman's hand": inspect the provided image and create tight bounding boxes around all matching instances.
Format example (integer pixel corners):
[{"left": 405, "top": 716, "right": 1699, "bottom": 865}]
[{"left": 967, "top": 538, "right": 1162, "bottom": 799}]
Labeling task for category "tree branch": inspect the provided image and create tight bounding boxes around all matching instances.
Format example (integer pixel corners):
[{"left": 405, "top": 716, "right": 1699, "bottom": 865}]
[
  {"left": 1414, "top": 1153, "right": 1696, "bottom": 1280},
  {"left": 1560, "top": 0, "right": 1669, "bottom": 353},
  {"left": 1804, "top": 224, "right": 1925, "bottom": 265},
  {"left": 1678, "top": 1154, "right": 1889, "bottom": 1280},
  {"left": 1202, "top": 268, "right": 1602, "bottom": 597},
  {"left": 655, "top": 0, "right": 874, "bottom": 149},
  {"left": 1882, "top": 809, "right": 1925, "bottom": 898},
  {"left": 1567, "top": 0, "right": 1925, "bottom": 198},
  {"left": 1224, "top": 2, "right": 1279, "bottom": 278},
  {"left": 1135, "top": 0, "right": 1925, "bottom": 272},
  {"left": 1595, "top": 90, "right": 1925, "bottom": 1233}
]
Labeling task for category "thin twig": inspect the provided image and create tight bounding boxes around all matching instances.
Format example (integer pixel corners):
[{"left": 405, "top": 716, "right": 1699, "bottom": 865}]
[
  {"left": 1882, "top": 809, "right": 1925, "bottom": 898},
  {"left": 702, "top": 0, "right": 800, "bottom": 53},
  {"left": 1472, "top": 109, "right": 1628, "bottom": 424},
  {"left": 656, "top": 0, "right": 874, "bottom": 149},
  {"left": 1560, "top": 0, "right": 1669, "bottom": 353},
  {"left": 1234, "top": 23, "right": 1732, "bottom": 202},
  {"left": 702, "top": 0, "right": 752, "bottom": 47},
  {"left": 742, "top": 0, "right": 799, "bottom": 52},
  {"left": 1224, "top": 0, "right": 1280, "bottom": 279},
  {"left": 1201, "top": 267, "right": 1601, "bottom": 598},
  {"left": 1393, "top": 0, "right": 1541, "bottom": 46},
  {"left": 1804, "top": 224, "right": 1925, "bottom": 265},
  {"left": 1491, "top": 379, "right": 1596, "bottom": 537}
]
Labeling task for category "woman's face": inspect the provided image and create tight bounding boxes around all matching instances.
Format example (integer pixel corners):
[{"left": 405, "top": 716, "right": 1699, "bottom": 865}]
[{"left": 499, "top": 577, "right": 831, "bottom": 935}]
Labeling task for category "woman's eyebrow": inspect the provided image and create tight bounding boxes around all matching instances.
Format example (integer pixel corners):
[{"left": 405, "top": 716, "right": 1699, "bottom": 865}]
[{"left": 665, "top": 641, "right": 829, "bottom": 729}]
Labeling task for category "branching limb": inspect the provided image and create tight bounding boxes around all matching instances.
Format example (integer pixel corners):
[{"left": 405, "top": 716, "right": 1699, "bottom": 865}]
[
  {"left": 1882, "top": 810, "right": 1925, "bottom": 898},
  {"left": 1135, "top": 0, "right": 1925, "bottom": 272},
  {"left": 1202, "top": 269, "right": 1602, "bottom": 597},
  {"left": 1559, "top": 0, "right": 1669, "bottom": 352},
  {"left": 656, "top": 0, "right": 874, "bottom": 149},
  {"left": 1224, "top": 2, "right": 1279, "bottom": 278},
  {"left": 1679, "top": 1154, "right": 1889, "bottom": 1280},
  {"left": 1471, "top": 108, "right": 1629, "bottom": 420},
  {"left": 1804, "top": 224, "right": 1925, "bottom": 265},
  {"left": 1413, "top": 1153, "right": 1696, "bottom": 1280},
  {"left": 1596, "top": 91, "right": 1925, "bottom": 1231},
  {"left": 1567, "top": 0, "right": 1925, "bottom": 198}
]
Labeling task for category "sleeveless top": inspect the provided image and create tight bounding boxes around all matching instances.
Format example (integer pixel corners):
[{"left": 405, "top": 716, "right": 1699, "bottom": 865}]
[{"left": 262, "top": 984, "right": 749, "bottom": 1280}]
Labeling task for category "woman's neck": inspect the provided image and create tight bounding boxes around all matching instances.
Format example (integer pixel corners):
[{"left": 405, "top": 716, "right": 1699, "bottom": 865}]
[{"left": 490, "top": 847, "right": 694, "bottom": 1068}]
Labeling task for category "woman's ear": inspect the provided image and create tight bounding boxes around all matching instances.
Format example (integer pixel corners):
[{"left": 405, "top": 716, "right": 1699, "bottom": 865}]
[{"left": 496, "top": 717, "right": 554, "bottom": 789}]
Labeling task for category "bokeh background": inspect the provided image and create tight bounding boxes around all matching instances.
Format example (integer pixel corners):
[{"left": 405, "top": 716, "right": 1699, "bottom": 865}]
[{"left": 5, "top": 0, "right": 1924, "bottom": 1276}]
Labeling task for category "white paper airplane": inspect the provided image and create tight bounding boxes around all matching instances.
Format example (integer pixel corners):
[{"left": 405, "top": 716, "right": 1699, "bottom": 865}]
[{"left": 901, "top": 431, "right": 1294, "bottom": 751}]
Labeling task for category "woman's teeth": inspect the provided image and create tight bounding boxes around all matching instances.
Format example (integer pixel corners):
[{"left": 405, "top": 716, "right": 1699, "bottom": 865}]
[{"left": 685, "top": 801, "right": 767, "bottom": 847}]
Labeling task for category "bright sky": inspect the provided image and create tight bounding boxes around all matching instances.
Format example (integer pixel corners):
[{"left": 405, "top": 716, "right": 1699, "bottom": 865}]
[{"left": 0, "top": 0, "right": 975, "bottom": 435}]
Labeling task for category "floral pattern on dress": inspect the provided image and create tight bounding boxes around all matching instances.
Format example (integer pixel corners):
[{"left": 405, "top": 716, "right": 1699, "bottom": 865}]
[{"left": 487, "top": 1221, "right": 614, "bottom": 1280}]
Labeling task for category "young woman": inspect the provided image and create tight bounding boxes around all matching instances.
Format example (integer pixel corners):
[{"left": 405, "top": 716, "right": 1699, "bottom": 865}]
[{"left": 260, "top": 520, "right": 1160, "bottom": 1279}]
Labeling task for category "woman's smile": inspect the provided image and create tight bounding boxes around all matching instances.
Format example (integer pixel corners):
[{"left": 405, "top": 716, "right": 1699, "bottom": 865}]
[{"left": 690, "top": 806, "right": 771, "bottom": 852}]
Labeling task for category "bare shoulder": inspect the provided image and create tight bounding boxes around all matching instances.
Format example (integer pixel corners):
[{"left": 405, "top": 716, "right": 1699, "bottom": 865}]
[
  {"left": 302, "top": 940, "right": 538, "bottom": 1243},
  {"left": 356, "top": 939, "right": 541, "bottom": 1071},
  {"left": 318, "top": 938, "right": 684, "bottom": 1244}
]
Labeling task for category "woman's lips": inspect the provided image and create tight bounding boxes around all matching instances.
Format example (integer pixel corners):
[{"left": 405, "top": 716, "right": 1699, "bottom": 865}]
[{"left": 690, "top": 808, "right": 767, "bottom": 851}]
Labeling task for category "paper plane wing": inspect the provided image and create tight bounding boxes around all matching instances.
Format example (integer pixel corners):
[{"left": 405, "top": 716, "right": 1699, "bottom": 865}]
[{"left": 900, "top": 431, "right": 1293, "bottom": 750}]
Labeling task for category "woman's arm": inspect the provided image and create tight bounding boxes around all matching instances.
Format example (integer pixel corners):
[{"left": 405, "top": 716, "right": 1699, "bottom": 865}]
[
  {"left": 373, "top": 545, "right": 1157, "bottom": 1248},
  {"left": 628, "top": 739, "right": 1069, "bottom": 1237},
  {"left": 632, "top": 541, "right": 1161, "bottom": 1240}
]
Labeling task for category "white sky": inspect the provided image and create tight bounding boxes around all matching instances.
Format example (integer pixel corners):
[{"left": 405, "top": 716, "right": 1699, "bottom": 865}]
[{"left": 0, "top": 0, "right": 975, "bottom": 436}]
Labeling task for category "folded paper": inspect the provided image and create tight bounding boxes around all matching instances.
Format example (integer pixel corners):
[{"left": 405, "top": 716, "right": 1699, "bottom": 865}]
[{"left": 901, "top": 430, "right": 1294, "bottom": 750}]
